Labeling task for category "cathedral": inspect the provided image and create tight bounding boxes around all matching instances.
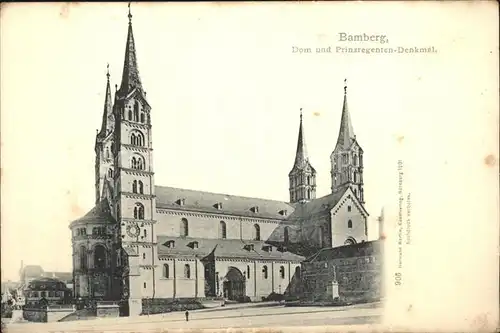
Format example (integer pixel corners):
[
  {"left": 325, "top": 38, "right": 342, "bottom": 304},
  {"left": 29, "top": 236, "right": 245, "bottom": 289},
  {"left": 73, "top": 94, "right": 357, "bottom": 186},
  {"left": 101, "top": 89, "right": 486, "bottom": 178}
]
[{"left": 69, "top": 7, "right": 369, "bottom": 316}]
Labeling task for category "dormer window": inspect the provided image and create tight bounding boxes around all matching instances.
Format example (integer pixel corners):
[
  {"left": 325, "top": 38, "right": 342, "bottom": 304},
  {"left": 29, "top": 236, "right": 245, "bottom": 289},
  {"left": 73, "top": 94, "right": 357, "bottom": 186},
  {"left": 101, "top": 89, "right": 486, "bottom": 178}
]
[
  {"left": 214, "top": 202, "right": 222, "bottom": 210},
  {"left": 176, "top": 198, "right": 185, "bottom": 206},
  {"left": 164, "top": 240, "right": 175, "bottom": 248},
  {"left": 250, "top": 206, "right": 259, "bottom": 213},
  {"left": 188, "top": 241, "right": 199, "bottom": 249},
  {"left": 279, "top": 209, "right": 288, "bottom": 216},
  {"left": 262, "top": 245, "right": 272, "bottom": 252},
  {"left": 244, "top": 244, "right": 255, "bottom": 251}
]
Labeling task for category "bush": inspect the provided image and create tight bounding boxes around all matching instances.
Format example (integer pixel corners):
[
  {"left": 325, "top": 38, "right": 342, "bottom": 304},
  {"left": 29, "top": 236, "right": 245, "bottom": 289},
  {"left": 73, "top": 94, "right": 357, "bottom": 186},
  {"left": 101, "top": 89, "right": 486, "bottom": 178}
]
[
  {"left": 263, "top": 292, "right": 284, "bottom": 302},
  {"left": 1, "top": 303, "right": 13, "bottom": 318}
]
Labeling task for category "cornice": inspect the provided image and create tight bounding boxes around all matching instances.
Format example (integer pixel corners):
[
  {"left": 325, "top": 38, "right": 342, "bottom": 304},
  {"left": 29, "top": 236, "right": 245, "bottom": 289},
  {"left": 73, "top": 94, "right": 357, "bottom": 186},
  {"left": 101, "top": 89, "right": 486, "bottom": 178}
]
[
  {"left": 156, "top": 208, "right": 284, "bottom": 224},
  {"left": 121, "top": 144, "right": 153, "bottom": 153}
]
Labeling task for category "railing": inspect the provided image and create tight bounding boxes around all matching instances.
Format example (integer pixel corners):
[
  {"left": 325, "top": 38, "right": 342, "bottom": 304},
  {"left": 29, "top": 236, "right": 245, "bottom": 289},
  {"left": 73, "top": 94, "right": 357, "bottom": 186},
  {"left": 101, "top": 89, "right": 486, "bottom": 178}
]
[{"left": 97, "top": 301, "right": 120, "bottom": 306}]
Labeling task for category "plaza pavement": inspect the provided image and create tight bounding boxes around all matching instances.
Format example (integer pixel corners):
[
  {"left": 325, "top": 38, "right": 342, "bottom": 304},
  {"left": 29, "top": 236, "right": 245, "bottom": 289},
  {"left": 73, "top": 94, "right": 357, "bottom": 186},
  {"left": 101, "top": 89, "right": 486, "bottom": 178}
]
[{"left": 4, "top": 302, "right": 383, "bottom": 333}]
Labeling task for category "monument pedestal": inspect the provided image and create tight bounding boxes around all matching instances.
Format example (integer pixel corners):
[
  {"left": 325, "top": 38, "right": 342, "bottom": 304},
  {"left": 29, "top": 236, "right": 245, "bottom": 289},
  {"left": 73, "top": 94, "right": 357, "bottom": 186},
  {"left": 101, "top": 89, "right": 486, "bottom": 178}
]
[{"left": 327, "top": 281, "right": 339, "bottom": 300}]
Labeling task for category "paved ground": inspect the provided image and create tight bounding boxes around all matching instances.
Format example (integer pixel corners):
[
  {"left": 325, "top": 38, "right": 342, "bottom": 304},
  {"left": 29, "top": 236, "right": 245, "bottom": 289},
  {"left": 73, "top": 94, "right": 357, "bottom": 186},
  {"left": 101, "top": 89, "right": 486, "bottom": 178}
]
[{"left": 4, "top": 302, "right": 382, "bottom": 332}]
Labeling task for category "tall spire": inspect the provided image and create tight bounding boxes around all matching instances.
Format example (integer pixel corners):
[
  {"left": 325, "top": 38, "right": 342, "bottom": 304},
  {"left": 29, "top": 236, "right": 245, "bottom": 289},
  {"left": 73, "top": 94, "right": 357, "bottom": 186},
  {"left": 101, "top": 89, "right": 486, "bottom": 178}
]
[
  {"left": 119, "top": 3, "right": 142, "bottom": 95},
  {"left": 293, "top": 108, "right": 309, "bottom": 169},
  {"left": 335, "top": 78, "right": 355, "bottom": 149},
  {"left": 98, "top": 64, "right": 113, "bottom": 138},
  {"left": 289, "top": 108, "right": 316, "bottom": 203}
]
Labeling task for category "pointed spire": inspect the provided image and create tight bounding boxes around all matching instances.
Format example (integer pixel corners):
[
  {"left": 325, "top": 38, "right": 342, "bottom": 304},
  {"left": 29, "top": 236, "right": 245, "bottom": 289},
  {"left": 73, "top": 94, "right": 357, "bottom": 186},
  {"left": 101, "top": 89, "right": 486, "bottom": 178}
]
[
  {"left": 292, "top": 108, "right": 309, "bottom": 169},
  {"left": 98, "top": 64, "right": 113, "bottom": 138},
  {"left": 119, "top": 3, "right": 142, "bottom": 95},
  {"left": 335, "top": 78, "right": 355, "bottom": 149}
]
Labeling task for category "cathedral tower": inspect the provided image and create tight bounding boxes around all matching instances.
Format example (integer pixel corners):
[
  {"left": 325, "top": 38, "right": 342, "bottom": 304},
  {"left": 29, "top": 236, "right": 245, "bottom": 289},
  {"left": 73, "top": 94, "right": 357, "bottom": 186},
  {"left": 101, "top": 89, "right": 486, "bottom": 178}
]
[
  {"left": 94, "top": 66, "right": 115, "bottom": 205},
  {"left": 289, "top": 109, "right": 316, "bottom": 203},
  {"left": 112, "top": 6, "right": 157, "bottom": 316},
  {"left": 330, "top": 80, "right": 364, "bottom": 203}
]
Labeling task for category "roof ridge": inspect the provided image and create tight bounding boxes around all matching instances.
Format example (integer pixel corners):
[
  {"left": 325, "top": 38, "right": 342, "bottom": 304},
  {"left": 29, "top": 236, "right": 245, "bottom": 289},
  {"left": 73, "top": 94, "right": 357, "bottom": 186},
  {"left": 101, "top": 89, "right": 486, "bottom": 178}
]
[{"left": 154, "top": 185, "right": 291, "bottom": 205}]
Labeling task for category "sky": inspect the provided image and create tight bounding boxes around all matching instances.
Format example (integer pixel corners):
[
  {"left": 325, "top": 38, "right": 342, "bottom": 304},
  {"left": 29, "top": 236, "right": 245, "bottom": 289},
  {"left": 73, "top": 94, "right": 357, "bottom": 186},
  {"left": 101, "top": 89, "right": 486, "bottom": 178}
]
[{"left": 1, "top": 5, "right": 498, "bottom": 321}]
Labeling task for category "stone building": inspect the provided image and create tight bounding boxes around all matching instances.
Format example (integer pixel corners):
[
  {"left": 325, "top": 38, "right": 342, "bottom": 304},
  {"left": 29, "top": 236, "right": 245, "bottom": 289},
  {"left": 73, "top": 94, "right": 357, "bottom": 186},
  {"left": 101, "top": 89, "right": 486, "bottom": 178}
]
[
  {"left": 301, "top": 240, "right": 383, "bottom": 303},
  {"left": 69, "top": 6, "right": 371, "bottom": 316},
  {"left": 23, "top": 278, "right": 72, "bottom": 306}
]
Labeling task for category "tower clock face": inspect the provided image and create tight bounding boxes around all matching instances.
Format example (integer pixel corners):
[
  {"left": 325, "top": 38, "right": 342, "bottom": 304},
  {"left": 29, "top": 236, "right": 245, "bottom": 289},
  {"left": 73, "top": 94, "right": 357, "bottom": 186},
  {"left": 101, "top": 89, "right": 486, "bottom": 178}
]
[{"left": 126, "top": 223, "right": 140, "bottom": 238}]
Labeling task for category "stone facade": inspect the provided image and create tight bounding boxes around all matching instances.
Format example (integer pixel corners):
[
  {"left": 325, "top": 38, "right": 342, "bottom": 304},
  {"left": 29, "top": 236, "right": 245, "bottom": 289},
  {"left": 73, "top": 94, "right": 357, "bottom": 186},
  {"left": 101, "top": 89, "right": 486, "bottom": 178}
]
[
  {"left": 69, "top": 6, "right": 371, "bottom": 317},
  {"left": 301, "top": 240, "right": 383, "bottom": 303}
]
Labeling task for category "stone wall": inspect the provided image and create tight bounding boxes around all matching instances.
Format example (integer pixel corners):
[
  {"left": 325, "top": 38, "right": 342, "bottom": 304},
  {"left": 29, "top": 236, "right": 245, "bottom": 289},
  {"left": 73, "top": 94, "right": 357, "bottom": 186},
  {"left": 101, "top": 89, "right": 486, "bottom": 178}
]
[
  {"left": 300, "top": 241, "right": 382, "bottom": 304},
  {"left": 155, "top": 210, "right": 279, "bottom": 241},
  {"left": 141, "top": 298, "right": 204, "bottom": 315}
]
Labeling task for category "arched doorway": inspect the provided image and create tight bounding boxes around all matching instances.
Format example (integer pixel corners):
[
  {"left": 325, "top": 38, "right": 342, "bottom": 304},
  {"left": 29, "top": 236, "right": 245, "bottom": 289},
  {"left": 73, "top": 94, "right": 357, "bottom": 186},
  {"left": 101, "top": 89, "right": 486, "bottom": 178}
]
[
  {"left": 344, "top": 237, "right": 356, "bottom": 246},
  {"left": 222, "top": 267, "right": 245, "bottom": 301}
]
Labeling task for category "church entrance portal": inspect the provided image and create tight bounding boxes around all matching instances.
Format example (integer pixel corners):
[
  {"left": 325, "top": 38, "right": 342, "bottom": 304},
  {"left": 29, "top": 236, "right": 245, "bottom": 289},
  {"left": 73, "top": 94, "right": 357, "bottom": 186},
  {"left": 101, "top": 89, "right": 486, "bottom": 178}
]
[{"left": 222, "top": 267, "right": 245, "bottom": 301}]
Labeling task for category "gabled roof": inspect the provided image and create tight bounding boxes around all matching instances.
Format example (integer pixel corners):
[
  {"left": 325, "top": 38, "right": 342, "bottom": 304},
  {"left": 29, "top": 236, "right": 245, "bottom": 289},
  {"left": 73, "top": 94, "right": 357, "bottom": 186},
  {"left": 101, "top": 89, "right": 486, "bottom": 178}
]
[
  {"left": 157, "top": 236, "right": 304, "bottom": 262},
  {"left": 304, "top": 240, "right": 381, "bottom": 263},
  {"left": 265, "top": 188, "right": 349, "bottom": 249},
  {"left": 70, "top": 198, "right": 114, "bottom": 226},
  {"left": 155, "top": 185, "right": 294, "bottom": 220}
]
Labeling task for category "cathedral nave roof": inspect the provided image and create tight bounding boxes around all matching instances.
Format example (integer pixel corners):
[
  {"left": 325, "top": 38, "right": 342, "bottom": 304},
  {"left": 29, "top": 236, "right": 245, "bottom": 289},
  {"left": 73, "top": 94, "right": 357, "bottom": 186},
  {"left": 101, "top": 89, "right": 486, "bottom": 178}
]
[{"left": 155, "top": 185, "right": 295, "bottom": 220}]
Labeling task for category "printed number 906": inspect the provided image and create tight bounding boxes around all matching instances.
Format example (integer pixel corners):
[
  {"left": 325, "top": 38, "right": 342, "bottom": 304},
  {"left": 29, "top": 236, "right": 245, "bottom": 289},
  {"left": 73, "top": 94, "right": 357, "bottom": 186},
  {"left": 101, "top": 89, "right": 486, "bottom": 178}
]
[{"left": 394, "top": 272, "right": 402, "bottom": 286}]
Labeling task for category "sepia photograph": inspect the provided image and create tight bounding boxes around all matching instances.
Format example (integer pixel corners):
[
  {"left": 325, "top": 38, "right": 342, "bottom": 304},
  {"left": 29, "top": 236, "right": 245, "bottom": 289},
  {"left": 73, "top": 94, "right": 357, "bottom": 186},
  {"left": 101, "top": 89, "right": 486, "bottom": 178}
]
[{"left": 1, "top": 2, "right": 498, "bottom": 332}]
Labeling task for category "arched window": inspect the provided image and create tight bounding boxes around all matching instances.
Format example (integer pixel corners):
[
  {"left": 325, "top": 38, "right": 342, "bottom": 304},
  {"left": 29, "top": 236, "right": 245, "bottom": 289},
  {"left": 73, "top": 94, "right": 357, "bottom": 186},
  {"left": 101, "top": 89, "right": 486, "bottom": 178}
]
[
  {"left": 131, "top": 155, "right": 145, "bottom": 170},
  {"left": 284, "top": 227, "right": 289, "bottom": 244},
  {"left": 307, "top": 188, "right": 311, "bottom": 199},
  {"left": 128, "top": 109, "right": 133, "bottom": 120},
  {"left": 163, "top": 264, "right": 169, "bottom": 278},
  {"left": 134, "top": 101, "right": 140, "bottom": 122},
  {"left": 319, "top": 225, "right": 324, "bottom": 248},
  {"left": 348, "top": 220, "right": 353, "bottom": 228},
  {"left": 253, "top": 224, "right": 261, "bottom": 241},
  {"left": 79, "top": 245, "right": 87, "bottom": 270},
  {"left": 140, "top": 112, "right": 145, "bottom": 123},
  {"left": 181, "top": 218, "right": 189, "bottom": 237},
  {"left": 138, "top": 181, "right": 144, "bottom": 194},
  {"left": 134, "top": 203, "right": 145, "bottom": 220},
  {"left": 130, "top": 131, "right": 145, "bottom": 146},
  {"left": 143, "top": 229, "right": 147, "bottom": 238},
  {"left": 105, "top": 148, "right": 110, "bottom": 159},
  {"left": 132, "top": 180, "right": 137, "bottom": 193},
  {"left": 111, "top": 142, "right": 115, "bottom": 153},
  {"left": 280, "top": 266, "right": 285, "bottom": 279},
  {"left": 93, "top": 245, "right": 107, "bottom": 270},
  {"left": 219, "top": 221, "right": 227, "bottom": 239},
  {"left": 247, "top": 265, "right": 251, "bottom": 279},
  {"left": 108, "top": 169, "right": 113, "bottom": 178},
  {"left": 262, "top": 265, "right": 268, "bottom": 279},
  {"left": 184, "top": 264, "right": 191, "bottom": 278}
]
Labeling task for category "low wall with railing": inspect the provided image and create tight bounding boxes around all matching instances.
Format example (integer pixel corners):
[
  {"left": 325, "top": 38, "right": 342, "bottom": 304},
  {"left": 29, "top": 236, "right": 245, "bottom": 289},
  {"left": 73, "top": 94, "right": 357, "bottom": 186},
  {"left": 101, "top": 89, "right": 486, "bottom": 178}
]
[
  {"left": 96, "top": 301, "right": 120, "bottom": 318},
  {"left": 23, "top": 305, "right": 76, "bottom": 323}
]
